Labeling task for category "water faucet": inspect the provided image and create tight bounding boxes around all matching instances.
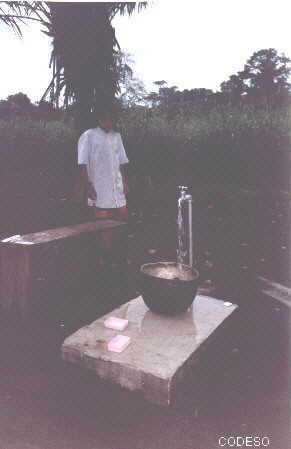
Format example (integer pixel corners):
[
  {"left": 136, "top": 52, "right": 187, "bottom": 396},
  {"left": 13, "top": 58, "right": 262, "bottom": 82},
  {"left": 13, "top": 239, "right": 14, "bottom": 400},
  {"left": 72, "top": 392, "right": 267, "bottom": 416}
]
[
  {"left": 178, "top": 186, "right": 188, "bottom": 203},
  {"left": 177, "top": 186, "right": 194, "bottom": 267},
  {"left": 178, "top": 185, "right": 192, "bottom": 206}
]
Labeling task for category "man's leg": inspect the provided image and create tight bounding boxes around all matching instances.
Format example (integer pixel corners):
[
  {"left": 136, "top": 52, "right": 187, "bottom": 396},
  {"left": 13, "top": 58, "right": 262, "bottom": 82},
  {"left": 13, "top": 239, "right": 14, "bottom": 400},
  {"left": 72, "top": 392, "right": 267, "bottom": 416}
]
[
  {"left": 92, "top": 207, "right": 128, "bottom": 267},
  {"left": 116, "top": 205, "right": 129, "bottom": 222},
  {"left": 114, "top": 206, "right": 129, "bottom": 267}
]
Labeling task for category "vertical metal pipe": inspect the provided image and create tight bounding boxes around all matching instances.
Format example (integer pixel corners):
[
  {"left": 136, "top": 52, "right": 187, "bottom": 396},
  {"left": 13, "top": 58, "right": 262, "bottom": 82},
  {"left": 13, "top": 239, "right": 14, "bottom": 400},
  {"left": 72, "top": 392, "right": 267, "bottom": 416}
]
[{"left": 188, "top": 198, "right": 193, "bottom": 267}]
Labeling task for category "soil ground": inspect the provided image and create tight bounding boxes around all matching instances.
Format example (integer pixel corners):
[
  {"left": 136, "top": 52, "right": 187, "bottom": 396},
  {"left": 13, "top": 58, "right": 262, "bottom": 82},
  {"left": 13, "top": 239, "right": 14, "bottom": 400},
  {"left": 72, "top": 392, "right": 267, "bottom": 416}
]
[
  {"left": 0, "top": 189, "right": 290, "bottom": 449},
  {"left": 0, "top": 279, "right": 290, "bottom": 449}
]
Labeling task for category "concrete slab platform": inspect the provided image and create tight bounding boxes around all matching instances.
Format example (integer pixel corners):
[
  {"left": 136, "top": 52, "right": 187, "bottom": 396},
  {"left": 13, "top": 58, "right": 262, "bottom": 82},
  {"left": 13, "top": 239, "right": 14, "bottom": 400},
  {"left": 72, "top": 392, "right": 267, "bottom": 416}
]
[{"left": 62, "top": 295, "right": 238, "bottom": 406}]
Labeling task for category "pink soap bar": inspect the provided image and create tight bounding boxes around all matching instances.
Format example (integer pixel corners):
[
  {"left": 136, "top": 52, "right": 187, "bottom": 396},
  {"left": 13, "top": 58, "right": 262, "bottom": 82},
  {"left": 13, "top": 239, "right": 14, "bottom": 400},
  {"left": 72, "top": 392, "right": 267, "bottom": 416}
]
[
  {"left": 107, "top": 335, "right": 131, "bottom": 353},
  {"left": 104, "top": 317, "right": 128, "bottom": 331}
]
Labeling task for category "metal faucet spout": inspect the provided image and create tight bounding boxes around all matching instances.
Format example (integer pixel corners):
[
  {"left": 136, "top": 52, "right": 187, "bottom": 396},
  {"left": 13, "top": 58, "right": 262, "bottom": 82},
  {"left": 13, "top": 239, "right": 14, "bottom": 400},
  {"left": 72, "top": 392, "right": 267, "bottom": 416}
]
[
  {"left": 177, "top": 186, "right": 194, "bottom": 268},
  {"left": 178, "top": 185, "right": 188, "bottom": 201}
]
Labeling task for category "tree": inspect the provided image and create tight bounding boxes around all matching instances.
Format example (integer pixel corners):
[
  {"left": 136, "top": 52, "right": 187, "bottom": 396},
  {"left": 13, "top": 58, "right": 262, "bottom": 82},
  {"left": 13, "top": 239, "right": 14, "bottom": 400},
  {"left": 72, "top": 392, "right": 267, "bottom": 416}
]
[
  {"left": 220, "top": 74, "right": 246, "bottom": 103},
  {"left": 0, "top": 1, "right": 147, "bottom": 131},
  {"left": 144, "top": 83, "right": 217, "bottom": 117},
  {"left": 112, "top": 52, "right": 147, "bottom": 108},
  {"left": 34, "top": 100, "right": 62, "bottom": 122},
  {"left": 242, "top": 48, "right": 291, "bottom": 103},
  {"left": 119, "top": 75, "right": 148, "bottom": 108},
  {"left": 153, "top": 80, "right": 167, "bottom": 88},
  {"left": 7, "top": 92, "right": 31, "bottom": 108},
  {"left": 180, "top": 88, "right": 214, "bottom": 105},
  {"left": 0, "top": 100, "right": 11, "bottom": 119},
  {"left": 0, "top": 2, "right": 43, "bottom": 35},
  {"left": 0, "top": 92, "right": 33, "bottom": 118},
  {"left": 220, "top": 48, "right": 291, "bottom": 105}
]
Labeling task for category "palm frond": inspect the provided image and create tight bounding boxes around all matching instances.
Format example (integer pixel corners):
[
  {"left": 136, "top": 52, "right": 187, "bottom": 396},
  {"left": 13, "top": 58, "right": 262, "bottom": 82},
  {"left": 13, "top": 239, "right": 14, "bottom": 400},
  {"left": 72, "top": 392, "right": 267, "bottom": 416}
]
[
  {"left": 1, "top": 1, "right": 147, "bottom": 129},
  {"left": 0, "top": 1, "right": 49, "bottom": 35},
  {"left": 42, "top": 3, "right": 146, "bottom": 115}
]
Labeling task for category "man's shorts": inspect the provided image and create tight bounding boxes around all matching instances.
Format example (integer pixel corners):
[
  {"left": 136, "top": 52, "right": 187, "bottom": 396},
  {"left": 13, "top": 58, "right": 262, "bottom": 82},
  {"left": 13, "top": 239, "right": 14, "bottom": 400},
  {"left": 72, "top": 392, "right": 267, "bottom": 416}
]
[{"left": 92, "top": 206, "right": 128, "bottom": 221}]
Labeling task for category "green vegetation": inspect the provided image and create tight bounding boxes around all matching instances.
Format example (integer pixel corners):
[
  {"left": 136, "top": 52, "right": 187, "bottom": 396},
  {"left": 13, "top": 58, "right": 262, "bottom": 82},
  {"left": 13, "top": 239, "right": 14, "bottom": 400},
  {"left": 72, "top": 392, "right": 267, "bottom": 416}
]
[
  {"left": 120, "top": 103, "right": 291, "bottom": 143},
  {"left": 0, "top": 47, "right": 290, "bottom": 197},
  {"left": 1, "top": 101, "right": 289, "bottom": 197}
]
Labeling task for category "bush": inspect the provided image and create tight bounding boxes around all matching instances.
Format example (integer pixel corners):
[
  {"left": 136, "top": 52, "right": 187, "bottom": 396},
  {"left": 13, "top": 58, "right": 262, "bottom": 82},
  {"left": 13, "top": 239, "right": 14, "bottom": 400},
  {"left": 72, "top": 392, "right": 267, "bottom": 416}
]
[
  {"left": 0, "top": 103, "right": 290, "bottom": 204},
  {"left": 0, "top": 118, "right": 76, "bottom": 167},
  {"left": 0, "top": 118, "right": 77, "bottom": 200},
  {"left": 119, "top": 103, "right": 291, "bottom": 190}
]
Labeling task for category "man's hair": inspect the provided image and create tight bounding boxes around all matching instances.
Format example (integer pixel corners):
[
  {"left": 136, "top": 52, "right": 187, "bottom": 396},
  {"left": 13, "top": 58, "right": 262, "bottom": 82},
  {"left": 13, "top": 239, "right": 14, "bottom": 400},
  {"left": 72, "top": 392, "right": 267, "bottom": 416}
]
[{"left": 98, "top": 110, "right": 116, "bottom": 122}]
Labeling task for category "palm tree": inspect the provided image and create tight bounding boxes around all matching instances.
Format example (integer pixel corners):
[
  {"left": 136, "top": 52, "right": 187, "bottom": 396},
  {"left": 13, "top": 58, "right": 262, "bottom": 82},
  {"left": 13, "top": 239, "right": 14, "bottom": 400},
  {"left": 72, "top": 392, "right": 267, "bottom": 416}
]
[
  {"left": 0, "top": 1, "right": 146, "bottom": 131},
  {"left": 0, "top": 2, "right": 45, "bottom": 35}
]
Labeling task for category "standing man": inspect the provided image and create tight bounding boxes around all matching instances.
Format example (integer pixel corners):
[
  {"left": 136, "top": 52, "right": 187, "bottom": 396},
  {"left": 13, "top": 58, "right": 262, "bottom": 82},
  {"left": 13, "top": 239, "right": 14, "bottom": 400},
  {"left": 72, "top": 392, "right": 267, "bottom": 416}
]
[{"left": 76, "top": 110, "right": 129, "bottom": 267}]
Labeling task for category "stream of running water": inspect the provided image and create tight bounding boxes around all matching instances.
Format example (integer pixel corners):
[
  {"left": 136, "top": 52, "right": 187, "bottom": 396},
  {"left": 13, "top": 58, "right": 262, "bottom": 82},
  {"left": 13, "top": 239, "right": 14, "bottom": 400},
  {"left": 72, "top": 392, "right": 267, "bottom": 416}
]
[{"left": 177, "top": 200, "right": 188, "bottom": 271}]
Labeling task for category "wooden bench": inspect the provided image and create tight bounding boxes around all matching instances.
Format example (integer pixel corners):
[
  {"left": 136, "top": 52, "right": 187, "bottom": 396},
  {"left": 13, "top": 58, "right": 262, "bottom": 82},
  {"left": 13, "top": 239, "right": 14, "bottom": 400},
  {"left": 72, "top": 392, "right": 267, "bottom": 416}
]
[{"left": 0, "top": 220, "right": 126, "bottom": 319}]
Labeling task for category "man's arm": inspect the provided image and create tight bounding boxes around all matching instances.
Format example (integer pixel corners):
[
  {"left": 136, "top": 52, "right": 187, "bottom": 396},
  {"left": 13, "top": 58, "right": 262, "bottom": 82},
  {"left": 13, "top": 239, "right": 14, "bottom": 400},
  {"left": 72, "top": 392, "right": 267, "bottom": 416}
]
[
  {"left": 120, "top": 164, "right": 129, "bottom": 195},
  {"left": 74, "top": 131, "right": 96, "bottom": 202},
  {"left": 73, "top": 164, "right": 96, "bottom": 202},
  {"left": 117, "top": 133, "right": 129, "bottom": 196},
  {"left": 79, "top": 164, "right": 97, "bottom": 200}
]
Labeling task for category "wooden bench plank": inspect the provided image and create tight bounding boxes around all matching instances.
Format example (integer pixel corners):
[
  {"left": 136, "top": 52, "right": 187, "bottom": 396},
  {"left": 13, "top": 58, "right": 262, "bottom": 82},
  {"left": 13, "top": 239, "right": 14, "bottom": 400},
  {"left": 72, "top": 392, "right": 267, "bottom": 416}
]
[
  {"left": 1, "top": 219, "right": 126, "bottom": 246},
  {"left": 0, "top": 220, "right": 127, "bottom": 318}
]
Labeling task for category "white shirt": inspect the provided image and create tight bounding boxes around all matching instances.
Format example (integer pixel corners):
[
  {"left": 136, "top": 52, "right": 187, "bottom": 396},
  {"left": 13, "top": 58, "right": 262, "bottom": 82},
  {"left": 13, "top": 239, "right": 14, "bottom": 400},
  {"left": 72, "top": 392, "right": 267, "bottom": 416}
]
[{"left": 78, "top": 127, "right": 129, "bottom": 208}]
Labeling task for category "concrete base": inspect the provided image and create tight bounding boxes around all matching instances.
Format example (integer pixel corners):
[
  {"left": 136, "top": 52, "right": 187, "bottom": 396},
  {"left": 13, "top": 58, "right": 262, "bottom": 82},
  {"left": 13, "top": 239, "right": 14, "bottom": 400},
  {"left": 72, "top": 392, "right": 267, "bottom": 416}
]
[{"left": 62, "top": 295, "right": 238, "bottom": 406}]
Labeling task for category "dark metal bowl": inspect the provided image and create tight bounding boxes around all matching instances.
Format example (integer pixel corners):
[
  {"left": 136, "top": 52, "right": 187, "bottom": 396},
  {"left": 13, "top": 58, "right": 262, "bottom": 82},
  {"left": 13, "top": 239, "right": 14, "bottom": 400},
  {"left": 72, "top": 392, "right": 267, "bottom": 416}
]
[{"left": 139, "top": 262, "right": 199, "bottom": 315}]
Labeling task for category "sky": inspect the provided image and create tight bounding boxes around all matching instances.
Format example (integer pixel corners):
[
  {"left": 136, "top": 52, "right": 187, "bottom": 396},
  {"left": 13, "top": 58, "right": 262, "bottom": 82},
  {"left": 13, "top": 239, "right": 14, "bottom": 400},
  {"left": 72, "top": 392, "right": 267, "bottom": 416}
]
[{"left": 1, "top": 0, "right": 291, "bottom": 103}]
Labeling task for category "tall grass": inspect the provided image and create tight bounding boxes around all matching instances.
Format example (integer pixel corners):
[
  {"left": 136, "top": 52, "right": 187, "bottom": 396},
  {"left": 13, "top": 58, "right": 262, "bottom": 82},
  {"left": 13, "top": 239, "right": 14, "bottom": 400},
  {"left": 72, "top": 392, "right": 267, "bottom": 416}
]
[
  {"left": 0, "top": 104, "right": 290, "bottom": 196},
  {"left": 119, "top": 103, "right": 291, "bottom": 190},
  {"left": 0, "top": 118, "right": 76, "bottom": 171},
  {"left": 119, "top": 103, "right": 291, "bottom": 145}
]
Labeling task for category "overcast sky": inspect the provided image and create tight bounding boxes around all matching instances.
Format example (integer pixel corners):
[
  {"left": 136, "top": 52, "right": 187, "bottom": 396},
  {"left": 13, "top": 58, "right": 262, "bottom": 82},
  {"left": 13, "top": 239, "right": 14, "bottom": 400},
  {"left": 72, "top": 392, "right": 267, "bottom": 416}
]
[{"left": 1, "top": 0, "right": 290, "bottom": 103}]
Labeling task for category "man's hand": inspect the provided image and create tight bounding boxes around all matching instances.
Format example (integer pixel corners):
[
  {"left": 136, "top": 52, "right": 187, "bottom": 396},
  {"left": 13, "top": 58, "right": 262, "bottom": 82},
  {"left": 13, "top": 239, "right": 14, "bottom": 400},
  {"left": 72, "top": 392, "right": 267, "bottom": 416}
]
[
  {"left": 120, "top": 165, "right": 129, "bottom": 196},
  {"left": 73, "top": 174, "right": 87, "bottom": 203},
  {"left": 123, "top": 182, "right": 129, "bottom": 196},
  {"left": 73, "top": 164, "right": 95, "bottom": 203},
  {"left": 87, "top": 182, "right": 97, "bottom": 200}
]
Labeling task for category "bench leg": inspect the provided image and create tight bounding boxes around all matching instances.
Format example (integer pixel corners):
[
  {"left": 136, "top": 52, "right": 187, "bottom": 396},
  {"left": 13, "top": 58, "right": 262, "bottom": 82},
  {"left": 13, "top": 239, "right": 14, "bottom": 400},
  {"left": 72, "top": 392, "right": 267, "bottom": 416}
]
[
  {"left": 1, "top": 245, "right": 17, "bottom": 312},
  {"left": 16, "top": 249, "right": 32, "bottom": 320}
]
